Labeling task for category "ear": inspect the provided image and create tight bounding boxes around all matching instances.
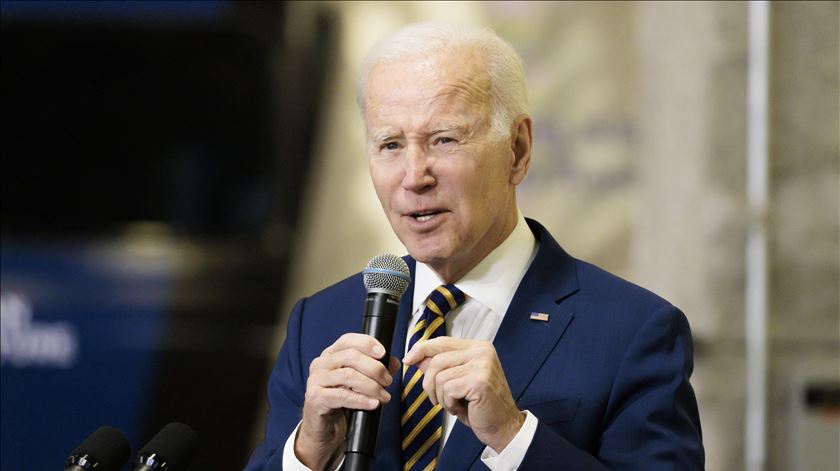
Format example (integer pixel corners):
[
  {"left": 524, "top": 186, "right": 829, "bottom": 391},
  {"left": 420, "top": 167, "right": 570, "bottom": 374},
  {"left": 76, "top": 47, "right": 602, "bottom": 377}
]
[{"left": 509, "top": 114, "right": 533, "bottom": 185}]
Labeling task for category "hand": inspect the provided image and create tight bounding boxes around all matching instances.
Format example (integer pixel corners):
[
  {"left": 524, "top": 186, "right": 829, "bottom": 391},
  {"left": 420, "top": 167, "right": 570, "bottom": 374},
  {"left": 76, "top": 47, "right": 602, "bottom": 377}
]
[
  {"left": 296, "top": 333, "right": 401, "bottom": 470},
  {"left": 403, "top": 337, "right": 526, "bottom": 453}
]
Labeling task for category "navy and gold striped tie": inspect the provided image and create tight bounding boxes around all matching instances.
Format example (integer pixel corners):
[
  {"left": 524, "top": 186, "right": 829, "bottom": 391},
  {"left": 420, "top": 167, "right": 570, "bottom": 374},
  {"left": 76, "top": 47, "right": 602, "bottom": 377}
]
[{"left": 401, "top": 284, "right": 466, "bottom": 471}]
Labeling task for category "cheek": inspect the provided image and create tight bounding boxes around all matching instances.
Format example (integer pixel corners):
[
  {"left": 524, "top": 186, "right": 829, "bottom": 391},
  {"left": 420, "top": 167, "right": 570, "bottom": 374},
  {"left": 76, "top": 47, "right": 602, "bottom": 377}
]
[
  {"left": 464, "top": 164, "right": 509, "bottom": 214},
  {"left": 369, "top": 164, "right": 395, "bottom": 206},
  {"left": 463, "top": 159, "right": 499, "bottom": 197}
]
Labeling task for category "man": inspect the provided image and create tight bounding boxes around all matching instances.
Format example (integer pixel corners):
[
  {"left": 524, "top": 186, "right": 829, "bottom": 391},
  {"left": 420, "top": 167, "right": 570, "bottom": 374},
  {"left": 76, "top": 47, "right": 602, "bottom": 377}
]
[{"left": 246, "top": 23, "right": 704, "bottom": 470}]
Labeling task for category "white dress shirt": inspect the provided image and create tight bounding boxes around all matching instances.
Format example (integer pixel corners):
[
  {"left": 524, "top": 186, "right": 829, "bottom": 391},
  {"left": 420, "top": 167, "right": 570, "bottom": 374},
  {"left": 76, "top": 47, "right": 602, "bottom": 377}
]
[{"left": 283, "top": 212, "right": 539, "bottom": 470}]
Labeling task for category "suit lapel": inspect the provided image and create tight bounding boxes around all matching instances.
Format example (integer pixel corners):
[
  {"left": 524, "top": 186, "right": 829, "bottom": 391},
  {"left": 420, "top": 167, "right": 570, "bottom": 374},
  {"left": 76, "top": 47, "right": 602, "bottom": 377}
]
[{"left": 438, "top": 219, "right": 580, "bottom": 469}]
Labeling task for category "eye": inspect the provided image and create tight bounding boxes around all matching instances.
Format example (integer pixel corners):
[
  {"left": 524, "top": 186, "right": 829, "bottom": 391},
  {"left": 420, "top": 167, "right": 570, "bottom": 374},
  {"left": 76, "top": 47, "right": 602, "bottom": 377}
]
[
  {"left": 381, "top": 142, "right": 400, "bottom": 151},
  {"left": 434, "top": 136, "right": 456, "bottom": 145}
]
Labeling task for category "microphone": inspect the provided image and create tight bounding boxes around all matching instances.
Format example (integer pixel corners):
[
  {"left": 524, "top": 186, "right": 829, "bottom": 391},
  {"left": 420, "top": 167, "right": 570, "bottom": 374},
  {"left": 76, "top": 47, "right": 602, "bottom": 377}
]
[
  {"left": 345, "top": 254, "right": 411, "bottom": 471},
  {"left": 133, "top": 422, "right": 199, "bottom": 471},
  {"left": 65, "top": 426, "right": 131, "bottom": 471}
]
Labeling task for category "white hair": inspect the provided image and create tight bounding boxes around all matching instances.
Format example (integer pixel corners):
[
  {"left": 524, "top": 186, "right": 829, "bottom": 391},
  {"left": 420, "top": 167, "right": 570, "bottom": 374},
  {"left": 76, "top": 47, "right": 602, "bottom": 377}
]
[{"left": 357, "top": 22, "right": 529, "bottom": 139}]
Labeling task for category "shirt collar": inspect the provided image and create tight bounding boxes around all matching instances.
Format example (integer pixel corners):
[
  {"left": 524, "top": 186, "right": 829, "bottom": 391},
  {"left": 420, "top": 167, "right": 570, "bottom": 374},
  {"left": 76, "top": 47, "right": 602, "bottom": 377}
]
[{"left": 413, "top": 211, "right": 537, "bottom": 315}]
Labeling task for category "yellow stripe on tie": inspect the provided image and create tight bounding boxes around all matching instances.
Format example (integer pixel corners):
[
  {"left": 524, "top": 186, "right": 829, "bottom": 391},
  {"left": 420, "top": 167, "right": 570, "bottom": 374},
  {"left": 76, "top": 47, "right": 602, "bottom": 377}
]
[
  {"left": 402, "top": 369, "right": 423, "bottom": 399},
  {"left": 421, "top": 458, "right": 437, "bottom": 471},
  {"left": 403, "top": 426, "right": 442, "bottom": 471},
  {"left": 401, "top": 404, "right": 442, "bottom": 450},
  {"left": 410, "top": 319, "right": 427, "bottom": 336},
  {"left": 401, "top": 390, "right": 428, "bottom": 426},
  {"left": 437, "top": 286, "right": 458, "bottom": 311},
  {"left": 425, "top": 299, "right": 444, "bottom": 317},
  {"left": 420, "top": 316, "right": 445, "bottom": 342}
]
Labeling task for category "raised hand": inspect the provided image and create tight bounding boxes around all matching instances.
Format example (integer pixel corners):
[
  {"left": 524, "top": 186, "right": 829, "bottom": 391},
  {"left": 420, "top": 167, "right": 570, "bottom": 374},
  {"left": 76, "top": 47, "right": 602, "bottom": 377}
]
[{"left": 403, "top": 337, "right": 526, "bottom": 453}]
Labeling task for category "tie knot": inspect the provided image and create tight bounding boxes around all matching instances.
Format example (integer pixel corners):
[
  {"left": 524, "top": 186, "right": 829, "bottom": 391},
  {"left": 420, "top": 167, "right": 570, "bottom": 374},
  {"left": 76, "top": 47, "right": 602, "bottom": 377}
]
[{"left": 425, "top": 284, "right": 466, "bottom": 317}]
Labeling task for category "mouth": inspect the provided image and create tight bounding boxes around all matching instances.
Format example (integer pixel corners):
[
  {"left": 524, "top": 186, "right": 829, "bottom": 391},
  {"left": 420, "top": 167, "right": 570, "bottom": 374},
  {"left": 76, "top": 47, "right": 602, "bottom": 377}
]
[{"left": 407, "top": 209, "right": 446, "bottom": 223}]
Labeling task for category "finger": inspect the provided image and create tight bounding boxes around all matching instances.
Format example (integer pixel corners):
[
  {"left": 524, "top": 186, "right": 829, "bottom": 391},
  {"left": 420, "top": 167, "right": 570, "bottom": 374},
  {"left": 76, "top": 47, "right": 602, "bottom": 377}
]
[
  {"left": 443, "top": 388, "right": 469, "bottom": 422},
  {"left": 313, "top": 349, "right": 393, "bottom": 387},
  {"left": 417, "top": 357, "right": 433, "bottom": 373},
  {"left": 319, "top": 386, "right": 382, "bottom": 411},
  {"left": 323, "top": 333, "right": 385, "bottom": 359},
  {"left": 403, "top": 337, "right": 468, "bottom": 365},
  {"left": 317, "top": 367, "right": 391, "bottom": 402},
  {"left": 434, "top": 363, "right": 472, "bottom": 414},
  {"left": 421, "top": 349, "right": 476, "bottom": 405}
]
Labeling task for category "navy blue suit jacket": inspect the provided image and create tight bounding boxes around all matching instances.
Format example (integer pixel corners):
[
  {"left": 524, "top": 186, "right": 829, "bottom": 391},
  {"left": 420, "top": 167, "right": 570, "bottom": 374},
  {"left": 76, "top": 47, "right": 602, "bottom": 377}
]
[{"left": 245, "top": 219, "right": 704, "bottom": 470}]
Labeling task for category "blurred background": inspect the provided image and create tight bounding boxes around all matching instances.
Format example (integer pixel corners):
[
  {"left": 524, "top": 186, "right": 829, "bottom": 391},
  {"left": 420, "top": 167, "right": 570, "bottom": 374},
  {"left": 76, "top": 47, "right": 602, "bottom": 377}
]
[{"left": 0, "top": 1, "right": 837, "bottom": 470}]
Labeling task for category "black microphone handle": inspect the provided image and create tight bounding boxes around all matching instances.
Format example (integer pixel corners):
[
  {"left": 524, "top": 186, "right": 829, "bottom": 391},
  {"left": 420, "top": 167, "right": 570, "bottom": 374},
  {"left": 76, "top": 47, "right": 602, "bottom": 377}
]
[
  {"left": 65, "top": 426, "right": 131, "bottom": 471},
  {"left": 345, "top": 290, "right": 400, "bottom": 471}
]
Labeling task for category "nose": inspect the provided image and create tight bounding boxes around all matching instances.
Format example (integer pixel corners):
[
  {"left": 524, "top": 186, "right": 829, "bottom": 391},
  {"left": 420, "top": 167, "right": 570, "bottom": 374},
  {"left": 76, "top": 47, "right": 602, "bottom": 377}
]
[{"left": 401, "top": 145, "right": 435, "bottom": 192}]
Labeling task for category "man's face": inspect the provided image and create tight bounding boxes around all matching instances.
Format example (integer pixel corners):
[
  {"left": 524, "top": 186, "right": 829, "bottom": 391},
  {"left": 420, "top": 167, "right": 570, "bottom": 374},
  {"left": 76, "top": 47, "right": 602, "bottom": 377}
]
[{"left": 364, "top": 52, "right": 525, "bottom": 282}]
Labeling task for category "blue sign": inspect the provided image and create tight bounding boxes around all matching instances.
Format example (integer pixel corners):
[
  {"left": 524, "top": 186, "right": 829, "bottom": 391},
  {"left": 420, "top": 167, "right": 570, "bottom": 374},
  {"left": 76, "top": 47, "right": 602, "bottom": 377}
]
[{"left": 1, "top": 239, "right": 174, "bottom": 470}]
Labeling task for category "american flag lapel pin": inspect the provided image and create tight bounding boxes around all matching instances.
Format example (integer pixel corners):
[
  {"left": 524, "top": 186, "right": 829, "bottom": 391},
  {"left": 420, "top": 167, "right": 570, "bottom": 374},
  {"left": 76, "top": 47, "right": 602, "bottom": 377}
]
[{"left": 530, "top": 312, "right": 550, "bottom": 322}]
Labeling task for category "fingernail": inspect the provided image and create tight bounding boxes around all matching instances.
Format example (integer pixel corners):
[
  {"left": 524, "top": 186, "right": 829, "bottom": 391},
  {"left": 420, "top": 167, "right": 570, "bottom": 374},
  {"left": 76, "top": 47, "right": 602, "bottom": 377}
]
[
  {"left": 373, "top": 345, "right": 385, "bottom": 357},
  {"left": 382, "top": 391, "right": 391, "bottom": 402}
]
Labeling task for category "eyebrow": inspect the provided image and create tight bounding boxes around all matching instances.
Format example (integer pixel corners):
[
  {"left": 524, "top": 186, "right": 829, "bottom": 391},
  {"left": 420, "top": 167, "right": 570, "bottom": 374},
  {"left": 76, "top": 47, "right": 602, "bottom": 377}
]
[
  {"left": 370, "top": 123, "right": 469, "bottom": 143},
  {"left": 430, "top": 124, "right": 468, "bottom": 135},
  {"left": 371, "top": 131, "right": 401, "bottom": 143}
]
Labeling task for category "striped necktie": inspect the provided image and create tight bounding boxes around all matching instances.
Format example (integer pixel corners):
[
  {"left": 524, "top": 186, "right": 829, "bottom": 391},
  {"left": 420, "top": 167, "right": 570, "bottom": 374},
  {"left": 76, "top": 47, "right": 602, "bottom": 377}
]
[{"left": 401, "top": 284, "right": 466, "bottom": 471}]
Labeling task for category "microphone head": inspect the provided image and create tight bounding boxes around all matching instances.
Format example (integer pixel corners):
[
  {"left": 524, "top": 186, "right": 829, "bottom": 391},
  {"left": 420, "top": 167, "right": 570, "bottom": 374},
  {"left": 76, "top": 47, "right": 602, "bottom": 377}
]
[
  {"left": 66, "top": 425, "right": 130, "bottom": 471},
  {"left": 136, "top": 422, "right": 199, "bottom": 471},
  {"left": 363, "top": 254, "right": 411, "bottom": 297}
]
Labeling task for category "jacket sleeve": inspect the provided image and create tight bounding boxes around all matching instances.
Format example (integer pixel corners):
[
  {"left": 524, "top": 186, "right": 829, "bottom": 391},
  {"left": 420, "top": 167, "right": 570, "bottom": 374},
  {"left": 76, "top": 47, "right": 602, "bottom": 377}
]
[
  {"left": 244, "top": 298, "right": 309, "bottom": 471},
  {"left": 519, "top": 305, "right": 705, "bottom": 470}
]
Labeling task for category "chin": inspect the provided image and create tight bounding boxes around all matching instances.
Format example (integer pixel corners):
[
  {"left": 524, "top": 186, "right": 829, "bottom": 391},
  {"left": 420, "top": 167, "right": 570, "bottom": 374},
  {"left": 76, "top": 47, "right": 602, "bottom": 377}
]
[
  {"left": 406, "top": 248, "right": 445, "bottom": 265},
  {"left": 404, "top": 241, "right": 452, "bottom": 266},
  {"left": 395, "top": 225, "right": 460, "bottom": 266}
]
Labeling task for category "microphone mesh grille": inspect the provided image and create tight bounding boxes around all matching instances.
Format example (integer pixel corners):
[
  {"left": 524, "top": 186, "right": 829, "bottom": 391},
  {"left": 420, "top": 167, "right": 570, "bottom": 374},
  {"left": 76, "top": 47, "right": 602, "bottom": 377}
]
[{"left": 363, "top": 254, "right": 411, "bottom": 296}]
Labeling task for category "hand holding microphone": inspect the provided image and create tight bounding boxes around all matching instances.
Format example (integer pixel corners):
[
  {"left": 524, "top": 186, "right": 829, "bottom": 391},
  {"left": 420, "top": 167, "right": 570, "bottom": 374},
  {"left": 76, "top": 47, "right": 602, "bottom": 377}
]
[
  {"left": 344, "top": 255, "right": 411, "bottom": 471},
  {"left": 295, "top": 254, "right": 410, "bottom": 471}
]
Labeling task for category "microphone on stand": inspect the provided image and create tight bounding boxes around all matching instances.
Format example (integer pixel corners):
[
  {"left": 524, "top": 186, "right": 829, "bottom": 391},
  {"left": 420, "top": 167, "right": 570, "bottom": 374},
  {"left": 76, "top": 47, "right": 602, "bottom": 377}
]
[
  {"left": 344, "top": 254, "right": 411, "bottom": 471},
  {"left": 133, "top": 422, "right": 199, "bottom": 471},
  {"left": 65, "top": 426, "right": 131, "bottom": 471}
]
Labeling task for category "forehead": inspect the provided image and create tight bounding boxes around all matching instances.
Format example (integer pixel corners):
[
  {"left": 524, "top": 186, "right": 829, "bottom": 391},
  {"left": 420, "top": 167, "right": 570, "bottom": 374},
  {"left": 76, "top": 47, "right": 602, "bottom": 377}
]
[{"left": 364, "top": 51, "right": 492, "bottom": 121}]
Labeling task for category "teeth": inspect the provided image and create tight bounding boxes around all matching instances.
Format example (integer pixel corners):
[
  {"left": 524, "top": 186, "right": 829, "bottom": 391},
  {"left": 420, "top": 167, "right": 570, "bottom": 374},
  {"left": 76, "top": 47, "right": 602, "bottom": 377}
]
[{"left": 416, "top": 214, "right": 433, "bottom": 222}]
